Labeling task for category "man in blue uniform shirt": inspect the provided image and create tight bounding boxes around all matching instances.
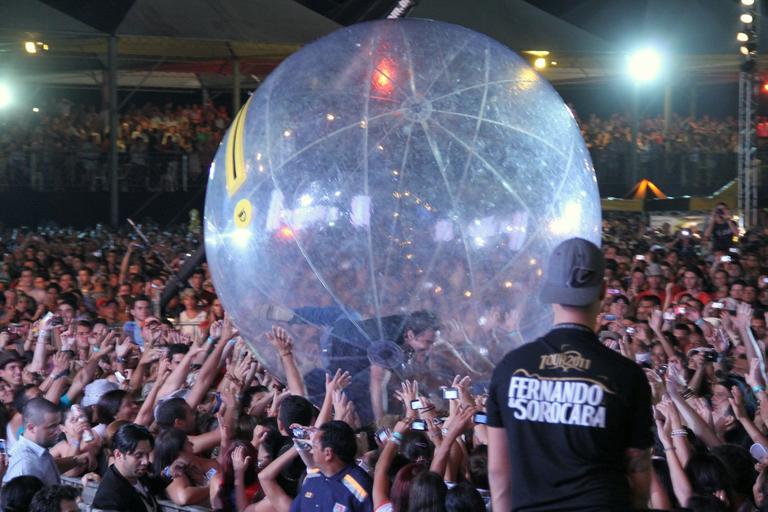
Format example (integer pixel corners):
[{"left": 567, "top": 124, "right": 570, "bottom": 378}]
[{"left": 291, "top": 420, "right": 373, "bottom": 512}]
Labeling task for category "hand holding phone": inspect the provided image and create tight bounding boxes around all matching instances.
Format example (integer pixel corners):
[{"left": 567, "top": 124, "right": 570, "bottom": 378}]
[
  {"left": 442, "top": 388, "right": 459, "bottom": 400},
  {"left": 375, "top": 428, "right": 391, "bottom": 444}
]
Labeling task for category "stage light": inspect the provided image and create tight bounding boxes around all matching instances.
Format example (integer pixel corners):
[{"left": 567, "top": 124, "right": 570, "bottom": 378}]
[
  {"left": 372, "top": 58, "right": 396, "bottom": 94},
  {"left": 32, "top": 107, "right": 39, "bottom": 112},
  {"left": 533, "top": 57, "right": 547, "bottom": 69},
  {"left": 741, "top": 13, "right": 754, "bottom": 24},
  {"left": 0, "top": 84, "right": 11, "bottom": 109},
  {"left": 738, "top": 32, "right": 749, "bottom": 42},
  {"left": 24, "top": 41, "right": 36, "bottom": 54},
  {"left": 627, "top": 48, "right": 662, "bottom": 82},
  {"left": 741, "top": 45, "right": 750, "bottom": 55},
  {"left": 742, "top": 0, "right": 755, "bottom": 5}
]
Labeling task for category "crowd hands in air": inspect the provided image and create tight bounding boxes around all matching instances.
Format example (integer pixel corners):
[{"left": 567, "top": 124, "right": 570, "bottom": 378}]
[{"left": 1, "top": 204, "right": 768, "bottom": 511}]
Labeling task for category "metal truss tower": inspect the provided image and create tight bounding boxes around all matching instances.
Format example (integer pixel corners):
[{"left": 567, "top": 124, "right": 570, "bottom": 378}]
[{"left": 737, "top": 0, "right": 760, "bottom": 229}]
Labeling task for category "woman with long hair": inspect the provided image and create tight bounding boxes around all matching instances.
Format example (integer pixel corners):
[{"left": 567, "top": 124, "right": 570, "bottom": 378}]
[
  {"left": 93, "top": 389, "right": 139, "bottom": 438},
  {"left": 209, "top": 440, "right": 263, "bottom": 511},
  {"left": 153, "top": 427, "right": 218, "bottom": 506},
  {"left": 407, "top": 471, "right": 447, "bottom": 512}
]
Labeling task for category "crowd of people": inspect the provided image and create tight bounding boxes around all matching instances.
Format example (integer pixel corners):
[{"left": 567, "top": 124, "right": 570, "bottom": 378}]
[
  {"left": 578, "top": 113, "right": 741, "bottom": 196},
  {"left": 0, "top": 98, "right": 229, "bottom": 192},
  {"left": 579, "top": 113, "right": 739, "bottom": 156},
  {"left": 0, "top": 98, "right": 757, "bottom": 196},
  {"left": 0, "top": 202, "right": 767, "bottom": 511}
]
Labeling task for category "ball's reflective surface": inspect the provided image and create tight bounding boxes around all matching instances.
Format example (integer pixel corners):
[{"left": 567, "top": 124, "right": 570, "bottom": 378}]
[{"left": 205, "top": 18, "right": 600, "bottom": 411}]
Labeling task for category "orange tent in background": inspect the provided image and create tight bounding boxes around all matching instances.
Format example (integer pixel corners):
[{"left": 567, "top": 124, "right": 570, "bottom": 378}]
[{"left": 626, "top": 179, "right": 668, "bottom": 200}]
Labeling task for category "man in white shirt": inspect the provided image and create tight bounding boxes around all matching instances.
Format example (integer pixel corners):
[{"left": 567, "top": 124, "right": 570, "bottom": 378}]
[{"left": 3, "top": 398, "right": 86, "bottom": 485}]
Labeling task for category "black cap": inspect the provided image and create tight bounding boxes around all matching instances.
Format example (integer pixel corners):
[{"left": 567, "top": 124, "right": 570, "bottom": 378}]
[
  {"left": 0, "top": 350, "right": 22, "bottom": 370},
  {"left": 539, "top": 238, "right": 605, "bottom": 307}
]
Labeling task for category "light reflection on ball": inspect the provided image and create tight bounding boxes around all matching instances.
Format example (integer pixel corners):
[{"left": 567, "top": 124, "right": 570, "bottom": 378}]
[{"left": 205, "top": 19, "right": 600, "bottom": 406}]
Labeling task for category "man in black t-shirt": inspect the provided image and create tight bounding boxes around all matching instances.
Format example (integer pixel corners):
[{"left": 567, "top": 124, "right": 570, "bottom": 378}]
[
  {"left": 487, "top": 238, "right": 653, "bottom": 512},
  {"left": 704, "top": 202, "right": 738, "bottom": 254}
]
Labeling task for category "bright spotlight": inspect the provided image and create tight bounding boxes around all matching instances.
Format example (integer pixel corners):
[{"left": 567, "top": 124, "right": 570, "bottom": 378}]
[
  {"left": 741, "top": 45, "right": 750, "bottom": 55},
  {"left": 24, "top": 41, "right": 36, "bottom": 54},
  {"left": 533, "top": 57, "right": 547, "bottom": 69},
  {"left": 738, "top": 32, "right": 749, "bottom": 42},
  {"left": 32, "top": 107, "right": 39, "bottom": 113},
  {"left": 742, "top": 0, "right": 755, "bottom": 5},
  {"left": 627, "top": 48, "right": 662, "bottom": 82},
  {"left": 741, "top": 13, "right": 754, "bottom": 24}
]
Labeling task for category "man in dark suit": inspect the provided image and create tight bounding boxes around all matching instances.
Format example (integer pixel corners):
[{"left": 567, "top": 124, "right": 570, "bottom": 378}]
[{"left": 92, "top": 424, "right": 169, "bottom": 512}]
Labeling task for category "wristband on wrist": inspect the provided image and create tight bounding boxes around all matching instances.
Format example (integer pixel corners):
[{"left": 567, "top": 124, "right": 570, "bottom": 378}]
[
  {"left": 663, "top": 446, "right": 676, "bottom": 451},
  {"left": 280, "top": 351, "right": 292, "bottom": 357},
  {"left": 753, "top": 385, "right": 766, "bottom": 394},
  {"left": 53, "top": 370, "right": 70, "bottom": 381},
  {"left": 694, "top": 319, "right": 706, "bottom": 327},
  {"left": 671, "top": 428, "right": 688, "bottom": 438},
  {"left": 391, "top": 432, "right": 403, "bottom": 442},
  {"left": 116, "top": 356, "right": 127, "bottom": 364}
]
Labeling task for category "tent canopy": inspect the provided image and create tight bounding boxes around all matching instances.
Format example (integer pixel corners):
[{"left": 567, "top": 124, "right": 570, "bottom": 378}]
[
  {"left": 0, "top": 0, "right": 759, "bottom": 90},
  {"left": 408, "top": 0, "right": 612, "bottom": 55},
  {"left": 627, "top": 179, "right": 668, "bottom": 200},
  {"left": 0, "top": 0, "right": 341, "bottom": 90}
]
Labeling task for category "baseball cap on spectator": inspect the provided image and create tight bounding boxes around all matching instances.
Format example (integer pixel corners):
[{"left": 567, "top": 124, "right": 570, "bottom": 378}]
[
  {"left": 650, "top": 244, "right": 665, "bottom": 254},
  {"left": 598, "top": 330, "right": 621, "bottom": 342},
  {"left": 82, "top": 379, "right": 119, "bottom": 407},
  {"left": 722, "top": 297, "right": 739, "bottom": 313},
  {"left": 0, "top": 351, "right": 21, "bottom": 370},
  {"left": 611, "top": 294, "right": 630, "bottom": 305},
  {"left": 540, "top": 238, "right": 605, "bottom": 307},
  {"left": 645, "top": 264, "right": 664, "bottom": 277}
]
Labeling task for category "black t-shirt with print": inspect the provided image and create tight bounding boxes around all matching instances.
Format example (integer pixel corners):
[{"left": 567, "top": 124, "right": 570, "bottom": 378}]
[
  {"left": 486, "top": 325, "right": 653, "bottom": 512},
  {"left": 711, "top": 220, "right": 735, "bottom": 252}
]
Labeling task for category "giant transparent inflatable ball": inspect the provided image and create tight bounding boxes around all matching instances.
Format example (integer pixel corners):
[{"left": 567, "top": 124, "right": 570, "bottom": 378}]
[{"left": 205, "top": 18, "right": 601, "bottom": 415}]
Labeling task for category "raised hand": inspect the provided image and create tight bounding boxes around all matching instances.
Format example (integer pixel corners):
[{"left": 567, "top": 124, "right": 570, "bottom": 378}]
[
  {"left": 443, "top": 319, "right": 468, "bottom": 345},
  {"left": 394, "top": 380, "right": 419, "bottom": 418},
  {"left": 690, "top": 397, "right": 714, "bottom": 427},
  {"left": 252, "top": 425, "right": 269, "bottom": 448},
  {"left": 450, "top": 374, "right": 473, "bottom": 406},
  {"left": 139, "top": 347, "right": 163, "bottom": 367},
  {"left": 446, "top": 404, "right": 477, "bottom": 438},
  {"left": 0, "top": 332, "right": 10, "bottom": 351},
  {"left": 221, "top": 313, "right": 237, "bottom": 343},
  {"left": 209, "top": 320, "right": 223, "bottom": 340},
  {"left": 736, "top": 303, "right": 754, "bottom": 332},
  {"left": 728, "top": 386, "right": 750, "bottom": 422},
  {"left": 52, "top": 351, "right": 71, "bottom": 374},
  {"left": 60, "top": 332, "right": 76, "bottom": 351},
  {"left": 115, "top": 336, "right": 133, "bottom": 359},
  {"left": 266, "top": 326, "right": 294, "bottom": 356},
  {"left": 232, "top": 445, "right": 252, "bottom": 475},
  {"left": 325, "top": 369, "right": 351, "bottom": 394}
]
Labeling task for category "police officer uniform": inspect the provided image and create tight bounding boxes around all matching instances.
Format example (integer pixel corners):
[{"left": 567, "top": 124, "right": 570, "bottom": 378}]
[{"left": 290, "top": 463, "right": 373, "bottom": 512}]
